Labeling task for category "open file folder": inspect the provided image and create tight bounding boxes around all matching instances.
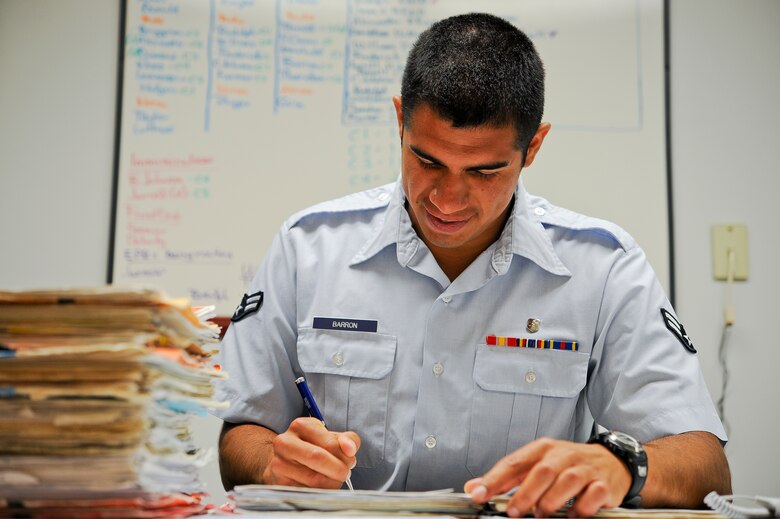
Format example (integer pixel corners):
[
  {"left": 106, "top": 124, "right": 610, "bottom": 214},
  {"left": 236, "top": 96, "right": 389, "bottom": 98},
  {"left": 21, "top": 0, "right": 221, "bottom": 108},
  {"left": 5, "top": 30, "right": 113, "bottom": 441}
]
[
  {"left": 229, "top": 485, "right": 486, "bottom": 515},
  {"left": 228, "top": 485, "right": 731, "bottom": 518}
]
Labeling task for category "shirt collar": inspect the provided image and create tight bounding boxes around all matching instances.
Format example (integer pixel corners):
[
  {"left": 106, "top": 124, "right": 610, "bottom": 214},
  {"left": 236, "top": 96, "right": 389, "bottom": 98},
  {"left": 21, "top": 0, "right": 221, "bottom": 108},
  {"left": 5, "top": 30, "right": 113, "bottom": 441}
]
[
  {"left": 497, "top": 179, "right": 571, "bottom": 277},
  {"left": 351, "top": 179, "right": 571, "bottom": 278},
  {"left": 351, "top": 181, "right": 416, "bottom": 266}
]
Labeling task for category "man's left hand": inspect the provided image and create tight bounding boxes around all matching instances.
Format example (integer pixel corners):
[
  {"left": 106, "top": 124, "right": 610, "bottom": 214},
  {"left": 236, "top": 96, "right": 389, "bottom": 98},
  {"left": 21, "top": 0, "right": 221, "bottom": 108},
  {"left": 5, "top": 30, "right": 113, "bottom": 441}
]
[{"left": 465, "top": 437, "right": 631, "bottom": 518}]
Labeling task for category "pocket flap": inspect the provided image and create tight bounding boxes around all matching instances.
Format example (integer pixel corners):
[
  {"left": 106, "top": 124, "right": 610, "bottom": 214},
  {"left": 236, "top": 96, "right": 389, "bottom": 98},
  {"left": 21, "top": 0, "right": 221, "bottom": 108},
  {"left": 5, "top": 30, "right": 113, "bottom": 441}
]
[
  {"left": 298, "top": 328, "right": 396, "bottom": 379},
  {"left": 474, "top": 345, "right": 588, "bottom": 398}
]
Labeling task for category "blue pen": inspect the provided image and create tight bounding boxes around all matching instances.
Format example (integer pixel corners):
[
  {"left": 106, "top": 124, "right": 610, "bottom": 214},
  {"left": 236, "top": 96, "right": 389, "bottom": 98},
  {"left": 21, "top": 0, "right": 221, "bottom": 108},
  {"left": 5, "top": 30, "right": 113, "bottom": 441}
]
[{"left": 295, "top": 376, "right": 354, "bottom": 491}]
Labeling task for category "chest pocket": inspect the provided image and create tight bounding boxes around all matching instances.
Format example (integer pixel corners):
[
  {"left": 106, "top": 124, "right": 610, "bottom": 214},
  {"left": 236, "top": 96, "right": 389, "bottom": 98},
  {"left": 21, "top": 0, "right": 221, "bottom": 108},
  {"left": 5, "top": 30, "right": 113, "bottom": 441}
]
[
  {"left": 297, "top": 328, "right": 396, "bottom": 469},
  {"left": 466, "top": 345, "right": 588, "bottom": 477}
]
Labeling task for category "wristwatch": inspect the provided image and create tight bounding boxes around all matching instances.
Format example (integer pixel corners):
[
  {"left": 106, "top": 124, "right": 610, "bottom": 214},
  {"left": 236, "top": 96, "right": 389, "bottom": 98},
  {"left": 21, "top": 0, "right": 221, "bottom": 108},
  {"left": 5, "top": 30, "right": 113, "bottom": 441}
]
[{"left": 588, "top": 430, "right": 648, "bottom": 504}]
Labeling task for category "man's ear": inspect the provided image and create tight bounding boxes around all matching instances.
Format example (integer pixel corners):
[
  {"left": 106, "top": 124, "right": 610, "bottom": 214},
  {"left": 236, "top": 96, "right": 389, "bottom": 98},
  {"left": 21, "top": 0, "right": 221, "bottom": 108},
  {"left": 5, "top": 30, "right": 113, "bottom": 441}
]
[
  {"left": 392, "top": 95, "right": 404, "bottom": 141},
  {"left": 523, "top": 122, "right": 551, "bottom": 168}
]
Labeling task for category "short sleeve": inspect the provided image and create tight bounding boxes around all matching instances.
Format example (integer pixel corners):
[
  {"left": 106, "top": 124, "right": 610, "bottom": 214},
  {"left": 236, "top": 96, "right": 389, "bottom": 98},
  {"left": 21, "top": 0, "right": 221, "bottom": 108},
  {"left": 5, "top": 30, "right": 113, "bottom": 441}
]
[
  {"left": 211, "top": 225, "right": 303, "bottom": 434},
  {"left": 586, "top": 245, "right": 727, "bottom": 444}
]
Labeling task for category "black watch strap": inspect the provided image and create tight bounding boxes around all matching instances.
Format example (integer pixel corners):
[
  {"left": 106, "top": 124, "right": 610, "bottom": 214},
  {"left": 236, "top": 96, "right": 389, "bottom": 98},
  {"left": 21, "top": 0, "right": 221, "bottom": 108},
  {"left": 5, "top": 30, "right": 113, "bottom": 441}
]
[{"left": 588, "top": 430, "right": 648, "bottom": 504}]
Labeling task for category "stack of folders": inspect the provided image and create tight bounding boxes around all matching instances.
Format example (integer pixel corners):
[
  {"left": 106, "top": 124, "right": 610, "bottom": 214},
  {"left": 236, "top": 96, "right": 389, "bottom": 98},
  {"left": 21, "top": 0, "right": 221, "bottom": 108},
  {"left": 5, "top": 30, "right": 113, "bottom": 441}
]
[{"left": 0, "top": 287, "right": 227, "bottom": 518}]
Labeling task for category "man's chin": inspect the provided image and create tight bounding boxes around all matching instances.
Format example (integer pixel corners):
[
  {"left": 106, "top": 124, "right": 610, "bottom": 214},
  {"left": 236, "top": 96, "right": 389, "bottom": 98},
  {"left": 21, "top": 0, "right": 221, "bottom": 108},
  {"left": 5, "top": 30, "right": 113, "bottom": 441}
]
[{"left": 419, "top": 229, "right": 468, "bottom": 251}]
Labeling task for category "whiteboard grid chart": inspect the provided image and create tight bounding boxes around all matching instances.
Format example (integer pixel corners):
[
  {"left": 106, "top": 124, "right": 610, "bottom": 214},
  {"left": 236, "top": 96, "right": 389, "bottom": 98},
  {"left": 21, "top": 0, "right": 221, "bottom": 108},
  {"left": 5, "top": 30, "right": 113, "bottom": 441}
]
[{"left": 111, "top": 0, "right": 668, "bottom": 315}]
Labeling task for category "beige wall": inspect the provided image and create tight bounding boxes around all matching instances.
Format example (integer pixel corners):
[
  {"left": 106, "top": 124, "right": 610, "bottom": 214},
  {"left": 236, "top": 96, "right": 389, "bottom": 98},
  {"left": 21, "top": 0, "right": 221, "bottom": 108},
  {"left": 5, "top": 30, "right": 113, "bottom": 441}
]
[{"left": 669, "top": 0, "right": 780, "bottom": 496}]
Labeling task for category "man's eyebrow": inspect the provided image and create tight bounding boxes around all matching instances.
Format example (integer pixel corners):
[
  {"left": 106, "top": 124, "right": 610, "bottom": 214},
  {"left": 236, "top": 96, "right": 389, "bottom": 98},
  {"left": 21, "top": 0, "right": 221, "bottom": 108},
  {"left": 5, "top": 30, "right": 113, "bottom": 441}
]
[
  {"left": 409, "top": 145, "right": 443, "bottom": 165},
  {"left": 408, "top": 144, "right": 510, "bottom": 171},
  {"left": 465, "top": 160, "right": 510, "bottom": 172}
]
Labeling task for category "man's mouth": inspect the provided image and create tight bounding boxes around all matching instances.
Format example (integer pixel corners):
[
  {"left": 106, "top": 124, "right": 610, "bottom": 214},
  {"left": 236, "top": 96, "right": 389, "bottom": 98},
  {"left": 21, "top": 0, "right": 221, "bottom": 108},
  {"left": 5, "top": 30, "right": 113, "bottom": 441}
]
[{"left": 425, "top": 210, "right": 469, "bottom": 233}]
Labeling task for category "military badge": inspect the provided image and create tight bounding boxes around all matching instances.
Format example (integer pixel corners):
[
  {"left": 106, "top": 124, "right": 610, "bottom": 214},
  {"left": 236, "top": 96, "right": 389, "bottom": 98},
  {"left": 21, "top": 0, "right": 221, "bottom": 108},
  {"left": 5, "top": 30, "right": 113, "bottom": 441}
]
[
  {"left": 661, "top": 308, "right": 696, "bottom": 353},
  {"left": 231, "top": 291, "right": 264, "bottom": 322}
]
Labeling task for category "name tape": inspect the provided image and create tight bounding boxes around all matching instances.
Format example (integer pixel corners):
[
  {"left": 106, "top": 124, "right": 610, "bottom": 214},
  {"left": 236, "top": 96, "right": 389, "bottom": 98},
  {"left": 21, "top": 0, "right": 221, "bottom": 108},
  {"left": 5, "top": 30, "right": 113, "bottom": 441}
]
[{"left": 313, "top": 317, "right": 378, "bottom": 333}]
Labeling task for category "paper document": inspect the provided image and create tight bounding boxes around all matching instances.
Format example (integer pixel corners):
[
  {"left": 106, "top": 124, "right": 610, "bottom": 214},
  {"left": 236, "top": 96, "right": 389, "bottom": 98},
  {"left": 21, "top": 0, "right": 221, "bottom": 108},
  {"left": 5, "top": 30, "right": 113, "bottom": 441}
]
[
  {"left": 230, "top": 485, "right": 484, "bottom": 515},
  {"left": 229, "top": 485, "right": 730, "bottom": 518}
]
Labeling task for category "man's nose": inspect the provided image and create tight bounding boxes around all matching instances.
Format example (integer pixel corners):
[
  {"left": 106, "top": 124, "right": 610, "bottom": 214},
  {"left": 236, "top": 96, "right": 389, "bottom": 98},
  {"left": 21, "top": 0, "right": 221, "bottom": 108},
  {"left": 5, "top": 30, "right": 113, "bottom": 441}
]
[{"left": 430, "top": 172, "right": 468, "bottom": 214}]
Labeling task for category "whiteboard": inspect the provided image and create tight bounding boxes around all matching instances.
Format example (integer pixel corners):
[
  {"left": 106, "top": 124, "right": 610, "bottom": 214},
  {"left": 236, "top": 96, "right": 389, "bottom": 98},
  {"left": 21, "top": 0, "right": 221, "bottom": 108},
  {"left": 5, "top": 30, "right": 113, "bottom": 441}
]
[{"left": 111, "top": 0, "right": 668, "bottom": 315}]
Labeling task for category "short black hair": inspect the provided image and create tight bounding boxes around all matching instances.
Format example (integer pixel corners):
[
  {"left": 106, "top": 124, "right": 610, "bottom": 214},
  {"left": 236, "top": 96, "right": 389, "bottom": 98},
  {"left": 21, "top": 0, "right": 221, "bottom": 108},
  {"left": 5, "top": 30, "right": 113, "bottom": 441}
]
[{"left": 401, "top": 13, "right": 545, "bottom": 159}]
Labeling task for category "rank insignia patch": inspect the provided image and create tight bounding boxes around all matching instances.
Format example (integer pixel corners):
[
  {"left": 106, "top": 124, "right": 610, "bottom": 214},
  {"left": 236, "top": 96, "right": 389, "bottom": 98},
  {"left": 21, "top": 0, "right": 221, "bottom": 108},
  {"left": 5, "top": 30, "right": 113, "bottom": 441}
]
[
  {"left": 231, "top": 291, "right": 264, "bottom": 322},
  {"left": 661, "top": 308, "right": 696, "bottom": 353}
]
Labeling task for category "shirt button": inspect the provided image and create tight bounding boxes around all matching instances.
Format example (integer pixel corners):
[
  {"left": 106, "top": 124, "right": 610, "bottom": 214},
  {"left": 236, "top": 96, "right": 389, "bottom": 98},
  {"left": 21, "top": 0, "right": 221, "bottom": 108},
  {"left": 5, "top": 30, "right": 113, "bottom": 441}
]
[
  {"left": 425, "top": 435, "right": 437, "bottom": 449},
  {"left": 534, "top": 207, "right": 546, "bottom": 216},
  {"left": 376, "top": 192, "right": 390, "bottom": 202},
  {"left": 442, "top": 296, "right": 452, "bottom": 304},
  {"left": 432, "top": 362, "right": 444, "bottom": 376},
  {"left": 525, "top": 370, "right": 537, "bottom": 384},
  {"left": 332, "top": 352, "right": 344, "bottom": 367}
]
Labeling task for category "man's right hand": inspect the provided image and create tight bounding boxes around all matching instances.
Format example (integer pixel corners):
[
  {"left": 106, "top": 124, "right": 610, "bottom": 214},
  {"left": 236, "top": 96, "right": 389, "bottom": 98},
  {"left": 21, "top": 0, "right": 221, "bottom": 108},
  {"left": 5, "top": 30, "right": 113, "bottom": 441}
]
[{"left": 262, "top": 417, "right": 360, "bottom": 488}]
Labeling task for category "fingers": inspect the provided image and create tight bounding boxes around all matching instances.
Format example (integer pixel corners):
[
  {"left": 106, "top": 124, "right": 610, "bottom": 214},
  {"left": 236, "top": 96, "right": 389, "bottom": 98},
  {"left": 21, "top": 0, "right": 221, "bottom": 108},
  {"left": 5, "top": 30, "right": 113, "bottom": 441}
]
[
  {"left": 265, "top": 452, "right": 344, "bottom": 488},
  {"left": 569, "top": 481, "right": 610, "bottom": 518},
  {"left": 513, "top": 463, "right": 589, "bottom": 518},
  {"left": 463, "top": 477, "right": 482, "bottom": 494},
  {"left": 266, "top": 418, "right": 360, "bottom": 489},
  {"left": 296, "top": 421, "right": 359, "bottom": 471},
  {"left": 470, "top": 439, "right": 628, "bottom": 518},
  {"left": 469, "top": 438, "right": 552, "bottom": 503}
]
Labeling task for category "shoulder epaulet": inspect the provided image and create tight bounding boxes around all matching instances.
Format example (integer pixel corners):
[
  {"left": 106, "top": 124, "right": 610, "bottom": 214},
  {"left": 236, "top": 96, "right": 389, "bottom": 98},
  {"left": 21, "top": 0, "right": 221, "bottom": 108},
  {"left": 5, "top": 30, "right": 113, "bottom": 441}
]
[
  {"left": 527, "top": 195, "right": 637, "bottom": 252},
  {"left": 284, "top": 183, "right": 395, "bottom": 230}
]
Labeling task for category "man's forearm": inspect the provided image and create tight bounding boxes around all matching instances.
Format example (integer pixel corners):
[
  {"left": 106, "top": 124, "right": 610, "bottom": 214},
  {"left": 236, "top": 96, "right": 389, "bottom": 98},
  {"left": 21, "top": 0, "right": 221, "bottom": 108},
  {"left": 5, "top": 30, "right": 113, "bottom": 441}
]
[
  {"left": 218, "top": 422, "right": 277, "bottom": 490},
  {"left": 642, "top": 431, "right": 731, "bottom": 508}
]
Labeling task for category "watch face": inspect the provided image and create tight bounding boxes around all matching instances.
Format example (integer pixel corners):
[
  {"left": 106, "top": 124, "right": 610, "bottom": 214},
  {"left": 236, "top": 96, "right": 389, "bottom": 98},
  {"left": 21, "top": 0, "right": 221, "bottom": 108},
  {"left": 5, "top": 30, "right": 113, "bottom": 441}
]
[{"left": 611, "top": 431, "right": 642, "bottom": 453}]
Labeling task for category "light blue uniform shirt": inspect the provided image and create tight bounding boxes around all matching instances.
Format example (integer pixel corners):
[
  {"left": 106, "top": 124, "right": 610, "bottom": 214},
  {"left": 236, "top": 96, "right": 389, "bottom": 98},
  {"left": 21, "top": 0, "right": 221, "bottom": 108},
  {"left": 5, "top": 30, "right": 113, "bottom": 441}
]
[{"left": 214, "top": 179, "right": 726, "bottom": 491}]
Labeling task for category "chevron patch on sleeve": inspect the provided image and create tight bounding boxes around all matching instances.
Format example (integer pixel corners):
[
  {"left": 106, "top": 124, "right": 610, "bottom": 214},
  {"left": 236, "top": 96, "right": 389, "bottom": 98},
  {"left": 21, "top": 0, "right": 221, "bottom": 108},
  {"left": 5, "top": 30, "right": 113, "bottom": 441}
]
[
  {"left": 231, "top": 291, "right": 264, "bottom": 322},
  {"left": 661, "top": 308, "right": 696, "bottom": 354}
]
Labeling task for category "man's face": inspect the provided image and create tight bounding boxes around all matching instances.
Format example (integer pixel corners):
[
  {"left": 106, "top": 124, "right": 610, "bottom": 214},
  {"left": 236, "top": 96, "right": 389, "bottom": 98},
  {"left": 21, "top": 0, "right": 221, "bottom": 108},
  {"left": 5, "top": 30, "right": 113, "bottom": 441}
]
[{"left": 393, "top": 97, "right": 548, "bottom": 267}]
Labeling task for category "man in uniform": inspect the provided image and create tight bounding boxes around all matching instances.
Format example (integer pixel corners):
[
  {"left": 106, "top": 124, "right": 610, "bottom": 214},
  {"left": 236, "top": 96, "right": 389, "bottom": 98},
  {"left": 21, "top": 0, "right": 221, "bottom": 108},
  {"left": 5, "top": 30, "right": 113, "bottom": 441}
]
[{"left": 214, "top": 13, "right": 731, "bottom": 517}]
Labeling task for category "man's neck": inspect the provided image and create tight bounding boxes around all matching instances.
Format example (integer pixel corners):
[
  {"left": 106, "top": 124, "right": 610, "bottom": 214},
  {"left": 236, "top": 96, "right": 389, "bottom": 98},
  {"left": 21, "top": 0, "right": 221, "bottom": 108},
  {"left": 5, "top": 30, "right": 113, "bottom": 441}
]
[{"left": 430, "top": 246, "right": 481, "bottom": 281}]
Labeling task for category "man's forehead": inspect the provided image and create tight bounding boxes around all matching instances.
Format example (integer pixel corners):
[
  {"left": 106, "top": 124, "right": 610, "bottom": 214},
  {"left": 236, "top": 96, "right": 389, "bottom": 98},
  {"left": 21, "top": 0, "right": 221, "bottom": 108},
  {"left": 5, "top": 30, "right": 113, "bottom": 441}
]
[{"left": 405, "top": 102, "right": 519, "bottom": 142}]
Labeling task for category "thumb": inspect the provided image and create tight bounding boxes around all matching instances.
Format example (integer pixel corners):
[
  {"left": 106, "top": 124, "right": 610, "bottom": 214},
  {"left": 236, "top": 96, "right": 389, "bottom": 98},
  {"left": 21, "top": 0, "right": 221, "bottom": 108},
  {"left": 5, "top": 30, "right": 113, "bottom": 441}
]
[{"left": 338, "top": 431, "right": 360, "bottom": 458}]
